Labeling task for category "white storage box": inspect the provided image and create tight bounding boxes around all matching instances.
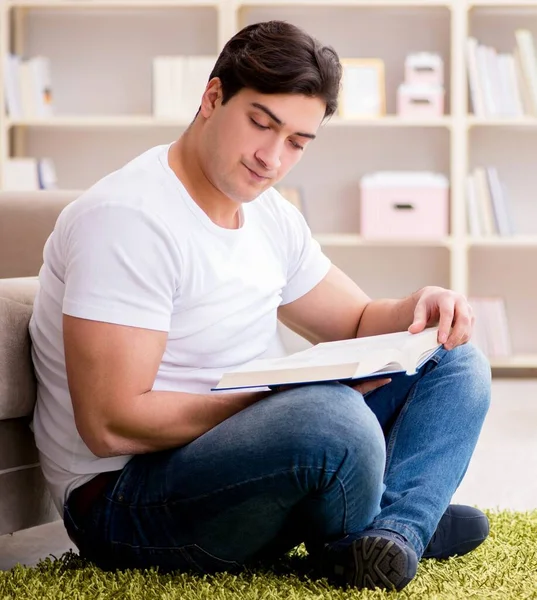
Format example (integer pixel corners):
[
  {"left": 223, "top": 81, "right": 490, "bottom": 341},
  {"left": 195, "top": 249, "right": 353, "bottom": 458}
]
[
  {"left": 360, "top": 171, "right": 449, "bottom": 239},
  {"left": 397, "top": 83, "right": 445, "bottom": 118},
  {"left": 405, "top": 52, "right": 444, "bottom": 86}
]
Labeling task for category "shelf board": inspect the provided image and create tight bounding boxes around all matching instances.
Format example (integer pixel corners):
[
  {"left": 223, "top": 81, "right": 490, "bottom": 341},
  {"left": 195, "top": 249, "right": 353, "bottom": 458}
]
[
  {"left": 314, "top": 234, "right": 452, "bottom": 247},
  {"left": 7, "top": 115, "right": 193, "bottom": 129},
  {"left": 7, "top": 115, "right": 452, "bottom": 130},
  {"left": 239, "top": 0, "right": 451, "bottom": 6},
  {"left": 490, "top": 354, "right": 537, "bottom": 368},
  {"left": 468, "top": 236, "right": 537, "bottom": 247},
  {"left": 327, "top": 116, "right": 451, "bottom": 128},
  {"left": 7, "top": 0, "right": 217, "bottom": 8},
  {"left": 0, "top": 189, "right": 82, "bottom": 198},
  {"left": 490, "top": 354, "right": 537, "bottom": 377},
  {"left": 469, "top": 1, "right": 537, "bottom": 7},
  {"left": 468, "top": 116, "right": 537, "bottom": 128}
]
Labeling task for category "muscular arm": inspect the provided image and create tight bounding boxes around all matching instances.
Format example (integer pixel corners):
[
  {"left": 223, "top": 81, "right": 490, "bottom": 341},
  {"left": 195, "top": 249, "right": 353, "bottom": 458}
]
[
  {"left": 278, "top": 264, "right": 419, "bottom": 344},
  {"left": 278, "top": 265, "right": 468, "bottom": 349},
  {"left": 63, "top": 315, "right": 266, "bottom": 459},
  {"left": 354, "top": 294, "right": 418, "bottom": 338}
]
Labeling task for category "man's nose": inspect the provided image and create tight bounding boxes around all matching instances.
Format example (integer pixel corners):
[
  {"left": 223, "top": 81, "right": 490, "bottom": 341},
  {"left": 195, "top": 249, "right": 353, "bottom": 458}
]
[{"left": 255, "top": 140, "right": 282, "bottom": 172}]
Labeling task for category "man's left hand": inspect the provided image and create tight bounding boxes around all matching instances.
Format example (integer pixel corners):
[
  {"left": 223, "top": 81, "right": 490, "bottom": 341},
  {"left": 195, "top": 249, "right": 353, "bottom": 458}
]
[{"left": 407, "top": 286, "right": 474, "bottom": 350}]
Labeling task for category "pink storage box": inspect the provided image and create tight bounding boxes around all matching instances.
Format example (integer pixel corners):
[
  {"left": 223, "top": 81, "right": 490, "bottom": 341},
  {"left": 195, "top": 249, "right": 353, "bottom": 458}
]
[
  {"left": 360, "top": 172, "right": 449, "bottom": 239},
  {"left": 405, "top": 52, "right": 444, "bottom": 86},
  {"left": 397, "top": 83, "right": 445, "bottom": 118}
]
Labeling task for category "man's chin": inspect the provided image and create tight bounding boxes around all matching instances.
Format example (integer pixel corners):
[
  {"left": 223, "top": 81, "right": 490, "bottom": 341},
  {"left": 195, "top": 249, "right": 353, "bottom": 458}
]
[{"left": 233, "top": 186, "right": 272, "bottom": 204}]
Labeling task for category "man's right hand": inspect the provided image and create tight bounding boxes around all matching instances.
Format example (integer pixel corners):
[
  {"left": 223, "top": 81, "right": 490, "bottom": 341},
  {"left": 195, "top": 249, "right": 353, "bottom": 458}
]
[{"left": 352, "top": 378, "right": 392, "bottom": 396}]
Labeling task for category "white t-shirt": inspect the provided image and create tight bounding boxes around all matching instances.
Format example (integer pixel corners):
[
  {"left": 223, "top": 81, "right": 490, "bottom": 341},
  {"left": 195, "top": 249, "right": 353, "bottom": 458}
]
[{"left": 29, "top": 143, "right": 331, "bottom": 515}]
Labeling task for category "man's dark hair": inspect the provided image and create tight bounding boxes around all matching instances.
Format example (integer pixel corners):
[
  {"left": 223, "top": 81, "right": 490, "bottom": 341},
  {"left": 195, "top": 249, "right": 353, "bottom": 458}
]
[{"left": 209, "top": 21, "right": 342, "bottom": 119}]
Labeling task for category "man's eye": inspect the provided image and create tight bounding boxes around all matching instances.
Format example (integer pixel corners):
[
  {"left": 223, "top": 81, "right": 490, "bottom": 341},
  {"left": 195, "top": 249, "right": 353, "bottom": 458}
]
[
  {"left": 290, "top": 140, "right": 304, "bottom": 151},
  {"left": 250, "top": 118, "right": 269, "bottom": 130}
]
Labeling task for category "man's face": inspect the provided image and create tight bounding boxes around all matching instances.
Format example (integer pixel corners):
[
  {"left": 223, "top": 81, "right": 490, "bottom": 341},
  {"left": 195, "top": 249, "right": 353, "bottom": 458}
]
[{"left": 199, "top": 83, "right": 326, "bottom": 203}]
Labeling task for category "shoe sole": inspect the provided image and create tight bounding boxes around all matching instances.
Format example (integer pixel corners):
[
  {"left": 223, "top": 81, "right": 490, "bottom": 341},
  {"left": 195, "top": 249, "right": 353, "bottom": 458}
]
[{"left": 326, "top": 535, "right": 415, "bottom": 591}]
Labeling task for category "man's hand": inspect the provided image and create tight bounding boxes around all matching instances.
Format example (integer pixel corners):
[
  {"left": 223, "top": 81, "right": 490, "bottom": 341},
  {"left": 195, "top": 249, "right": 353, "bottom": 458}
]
[
  {"left": 271, "top": 378, "right": 392, "bottom": 396},
  {"left": 352, "top": 378, "right": 392, "bottom": 395},
  {"left": 408, "top": 286, "right": 474, "bottom": 350}
]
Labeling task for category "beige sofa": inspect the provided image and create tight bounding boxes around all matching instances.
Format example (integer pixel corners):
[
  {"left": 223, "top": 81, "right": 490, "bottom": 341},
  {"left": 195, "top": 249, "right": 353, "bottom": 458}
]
[{"left": 0, "top": 193, "right": 74, "bottom": 535}]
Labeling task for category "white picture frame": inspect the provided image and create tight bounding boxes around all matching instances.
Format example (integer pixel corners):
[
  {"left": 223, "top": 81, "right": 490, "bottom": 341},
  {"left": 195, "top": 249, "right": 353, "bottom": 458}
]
[{"left": 339, "top": 58, "right": 386, "bottom": 119}]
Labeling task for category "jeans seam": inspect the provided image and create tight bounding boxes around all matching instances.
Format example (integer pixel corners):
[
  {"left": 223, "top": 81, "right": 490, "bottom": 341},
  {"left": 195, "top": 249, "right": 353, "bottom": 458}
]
[
  {"left": 383, "top": 356, "right": 441, "bottom": 472},
  {"left": 109, "top": 539, "right": 238, "bottom": 561},
  {"left": 110, "top": 466, "right": 340, "bottom": 509},
  {"left": 384, "top": 389, "right": 413, "bottom": 474},
  {"left": 335, "top": 473, "right": 349, "bottom": 536}
]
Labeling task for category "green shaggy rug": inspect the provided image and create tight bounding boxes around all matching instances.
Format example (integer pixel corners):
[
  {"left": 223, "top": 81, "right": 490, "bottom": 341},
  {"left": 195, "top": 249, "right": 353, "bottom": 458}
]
[{"left": 1, "top": 510, "right": 536, "bottom": 599}]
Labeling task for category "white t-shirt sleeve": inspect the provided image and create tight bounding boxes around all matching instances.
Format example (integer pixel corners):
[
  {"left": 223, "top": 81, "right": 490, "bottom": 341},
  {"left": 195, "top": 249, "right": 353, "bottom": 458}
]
[
  {"left": 62, "top": 203, "right": 180, "bottom": 331},
  {"left": 278, "top": 199, "right": 331, "bottom": 305}
]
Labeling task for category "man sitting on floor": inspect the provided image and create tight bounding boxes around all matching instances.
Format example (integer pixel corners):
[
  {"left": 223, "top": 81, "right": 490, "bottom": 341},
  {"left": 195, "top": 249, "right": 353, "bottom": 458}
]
[{"left": 30, "top": 20, "right": 491, "bottom": 591}]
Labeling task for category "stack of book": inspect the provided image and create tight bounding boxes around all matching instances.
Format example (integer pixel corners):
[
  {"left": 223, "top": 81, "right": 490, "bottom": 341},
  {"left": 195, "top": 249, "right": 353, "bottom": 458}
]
[
  {"left": 466, "top": 30, "right": 537, "bottom": 118},
  {"left": 152, "top": 55, "right": 217, "bottom": 120},
  {"left": 3, "top": 54, "right": 53, "bottom": 119},
  {"left": 3, "top": 158, "right": 57, "bottom": 191},
  {"left": 466, "top": 166, "right": 515, "bottom": 237},
  {"left": 469, "top": 297, "right": 512, "bottom": 359}
]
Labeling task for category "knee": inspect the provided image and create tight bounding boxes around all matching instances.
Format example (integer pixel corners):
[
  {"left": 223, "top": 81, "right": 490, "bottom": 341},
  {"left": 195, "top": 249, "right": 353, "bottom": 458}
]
[
  {"left": 444, "top": 342, "right": 491, "bottom": 419},
  {"left": 282, "top": 384, "right": 386, "bottom": 477}
]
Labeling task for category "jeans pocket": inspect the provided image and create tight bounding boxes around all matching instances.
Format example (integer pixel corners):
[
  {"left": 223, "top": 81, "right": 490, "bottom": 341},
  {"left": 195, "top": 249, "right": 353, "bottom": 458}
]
[
  {"left": 180, "top": 544, "right": 242, "bottom": 574},
  {"left": 108, "top": 541, "right": 242, "bottom": 575}
]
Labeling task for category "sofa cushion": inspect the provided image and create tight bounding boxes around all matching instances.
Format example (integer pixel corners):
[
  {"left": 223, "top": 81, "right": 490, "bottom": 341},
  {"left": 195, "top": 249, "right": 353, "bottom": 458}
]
[
  {"left": 0, "top": 193, "right": 73, "bottom": 278},
  {"left": 0, "top": 278, "right": 39, "bottom": 420},
  {"left": 0, "top": 466, "right": 59, "bottom": 536},
  {"left": 0, "top": 418, "right": 39, "bottom": 470}
]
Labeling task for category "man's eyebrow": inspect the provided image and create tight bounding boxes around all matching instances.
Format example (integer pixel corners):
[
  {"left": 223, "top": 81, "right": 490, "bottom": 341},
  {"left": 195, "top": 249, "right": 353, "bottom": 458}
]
[{"left": 251, "top": 102, "right": 317, "bottom": 140}]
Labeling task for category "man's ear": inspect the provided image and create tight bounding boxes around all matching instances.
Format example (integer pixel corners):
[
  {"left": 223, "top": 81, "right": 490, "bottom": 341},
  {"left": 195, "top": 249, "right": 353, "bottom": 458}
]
[{"left": 200, "top": 77, "right": 222, "bottom": 118}]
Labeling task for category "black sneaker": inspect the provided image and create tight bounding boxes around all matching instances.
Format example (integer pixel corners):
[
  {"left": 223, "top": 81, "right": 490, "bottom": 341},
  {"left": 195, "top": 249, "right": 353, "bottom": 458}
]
[
  {"left": 320, "top": 529, "right": 418, "bottom": 591},
  {"left": 422, "top": 505, "right": 490, "bottom": 560}
]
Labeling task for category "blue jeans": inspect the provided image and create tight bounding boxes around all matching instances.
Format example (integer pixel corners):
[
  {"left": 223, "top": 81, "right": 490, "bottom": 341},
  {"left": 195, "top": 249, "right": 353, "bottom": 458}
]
[{"left": 64, "top": 343, "right": 491, "bottom": 573}]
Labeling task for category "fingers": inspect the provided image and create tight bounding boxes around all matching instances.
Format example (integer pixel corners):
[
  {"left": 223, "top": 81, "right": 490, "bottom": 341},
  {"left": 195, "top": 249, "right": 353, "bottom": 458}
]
[
  {"left": 437, "top": 294, "right": 454, "bottom": 344},
  {"left": 353, "top": 378, "right": 392, "bottom": 395},
  {"left": 409, "top": 288, "right": 474, "bottom": 350},
  {"left": 408, "top": 301, "right": 428, "bottom": 334},
  {"left": 444, "top": 297, "right": 473, "bottom": 350}
]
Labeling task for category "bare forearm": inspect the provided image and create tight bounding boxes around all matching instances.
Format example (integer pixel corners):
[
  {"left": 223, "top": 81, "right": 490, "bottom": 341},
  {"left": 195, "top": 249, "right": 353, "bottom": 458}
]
[
  {"left": 356, "top": 292, "right": 419, "bottom": 338},
  {"left": 92, "top": 389, "right": 267, "bottom": 458}
]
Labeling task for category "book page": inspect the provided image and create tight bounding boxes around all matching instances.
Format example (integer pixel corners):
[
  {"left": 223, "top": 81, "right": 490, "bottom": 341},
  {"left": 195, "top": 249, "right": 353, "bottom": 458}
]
[
  {"left": 229, "top": 329, "right": 429, "bottom": 375},
  {"left": 215, "top": 328, "right": 441, "bottom": 390}
]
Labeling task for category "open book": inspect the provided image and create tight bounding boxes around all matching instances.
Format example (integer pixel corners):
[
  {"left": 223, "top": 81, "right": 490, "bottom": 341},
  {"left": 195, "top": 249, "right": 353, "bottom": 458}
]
[{"left": 213, "top": 327, "right": 442, "bottom": 391}]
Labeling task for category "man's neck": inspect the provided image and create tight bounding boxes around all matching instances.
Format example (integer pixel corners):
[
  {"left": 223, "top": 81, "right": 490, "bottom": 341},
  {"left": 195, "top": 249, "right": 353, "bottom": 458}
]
[{"left": 168, "top": 129, "right": 241, "bottom": 230}]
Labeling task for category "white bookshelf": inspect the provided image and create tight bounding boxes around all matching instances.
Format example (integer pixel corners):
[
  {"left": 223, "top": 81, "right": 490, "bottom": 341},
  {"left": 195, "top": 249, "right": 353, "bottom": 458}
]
[
  {"left": 1, "top": 0, "right": 537, "bottom": 375},
  {"left": 6, "top": 1, "right": 218, "bottom": 7},
  {"left": 6, "top": 116, "right": 194, "bottom": 129},
  {"left": 467, "top": 116, "right": 537, "bottom": 127},
  {"left": 468, "top": 235, "right": 537, "bottom": 247},
  {"left": 6, "top": 115, "right": 452, "bottom": 129},
  {"left": 314, "top": 234, "right": 453, "bottom": 247}
]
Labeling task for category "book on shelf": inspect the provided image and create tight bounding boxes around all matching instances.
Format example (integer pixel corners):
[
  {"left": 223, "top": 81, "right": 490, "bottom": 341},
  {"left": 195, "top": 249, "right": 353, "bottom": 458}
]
[
  {"left": 466, "top": 166, "right": 515, "bottom": 237},
  {"left": 152, "top": 55, "right": 217, "bottom": 120},
  {"left": 469, "top": 297, "right": 512, "bottom": 359},
  {"left": 3, "top": 54, "right": 53, "bottom": 119},
  {"left": 514, "top": 29, "right": 537, "bottom": 117},
  {"left": 212, "top": 327, "right": 442, "bottom": 391},
  {"left": 465, "top": 32, "right": 537, "bottom": 118},
  {"left": 3, "top": 158, "right": 57, "bottom": 191}
]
